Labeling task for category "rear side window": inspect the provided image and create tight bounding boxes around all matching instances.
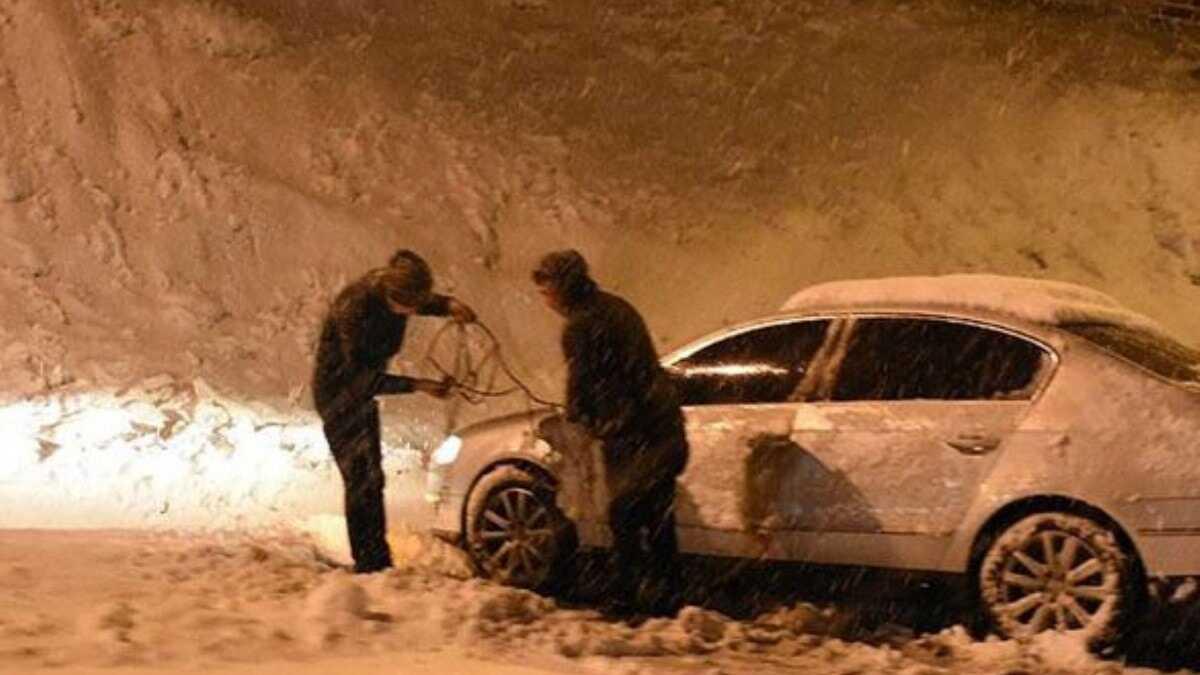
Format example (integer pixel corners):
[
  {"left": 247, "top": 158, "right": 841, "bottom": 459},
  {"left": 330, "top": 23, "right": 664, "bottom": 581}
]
[
  {"left": 668, "top": 320, "right": 831, "bottom": 405},
  {"left": 1063, "top": 323, "right": 1200, "bottom": 384},
  {"left": 829, "top": 317, "right": 1048, "bottom": 402}
]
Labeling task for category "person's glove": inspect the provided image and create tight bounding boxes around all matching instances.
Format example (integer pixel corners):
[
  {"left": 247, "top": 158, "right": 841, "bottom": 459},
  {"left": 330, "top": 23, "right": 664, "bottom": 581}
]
[
  {"left": 448, "top": 299, "right": 476, "bottom": 324},
  {"left": 536, "top": 415, "right": 561, "bottom": 442}
]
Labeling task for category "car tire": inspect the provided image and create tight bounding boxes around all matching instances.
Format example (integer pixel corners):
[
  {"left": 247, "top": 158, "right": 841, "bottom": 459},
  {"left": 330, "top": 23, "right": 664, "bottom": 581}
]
[
  {"left": 977, "top": 511, "right": 1140, "bottom": 648},
  {"left": 464, "top": 465, "right": 576, "bottom": 592}
]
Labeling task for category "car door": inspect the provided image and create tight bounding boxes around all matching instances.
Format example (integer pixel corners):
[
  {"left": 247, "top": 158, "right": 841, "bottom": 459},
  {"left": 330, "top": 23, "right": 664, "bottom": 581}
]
[
  {"left": 783, "top": 315, "right": 1053, "bottom": 568},
  {"left": 666, "top": 318, "right": 833, "bottom": 557}
]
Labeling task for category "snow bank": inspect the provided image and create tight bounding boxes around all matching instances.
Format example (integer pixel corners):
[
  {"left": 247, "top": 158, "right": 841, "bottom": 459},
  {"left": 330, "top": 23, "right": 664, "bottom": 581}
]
[{"left": 0, "top": 375, "right": 430, "bottom": 529}]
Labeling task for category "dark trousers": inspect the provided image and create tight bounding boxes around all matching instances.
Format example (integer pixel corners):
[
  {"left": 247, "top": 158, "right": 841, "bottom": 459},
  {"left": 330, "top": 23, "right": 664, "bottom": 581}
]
[
  {"left": 607, "top": 475, "right": 681, "bottom": 613},
  {"left": 321, "top": 401, "right": 393, "bottom": 574}
]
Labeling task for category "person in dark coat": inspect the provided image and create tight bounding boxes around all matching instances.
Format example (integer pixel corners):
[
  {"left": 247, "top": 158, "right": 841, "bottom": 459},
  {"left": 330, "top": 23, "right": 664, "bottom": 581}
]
[
  {"left": 533, "top": 249, "right": 688, "bottom": 615},
  {"left": 312, "top": 250, "right": 475, "bottom": 573}
]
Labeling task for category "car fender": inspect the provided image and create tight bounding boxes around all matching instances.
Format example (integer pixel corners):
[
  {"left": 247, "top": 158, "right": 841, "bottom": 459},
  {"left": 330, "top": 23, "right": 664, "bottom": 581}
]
[
  {"left": 943, "top": 487, "right": 1148, "bottom": 574},
  {"left": 447, "top": 432, "right": 554, "bottom": 492}
]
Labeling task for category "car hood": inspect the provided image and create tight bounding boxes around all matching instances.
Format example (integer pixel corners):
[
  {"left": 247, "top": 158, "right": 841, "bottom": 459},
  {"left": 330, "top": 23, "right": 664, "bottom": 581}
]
[{"left": 454, "top": 407, "right": 557, "bottom": 439}]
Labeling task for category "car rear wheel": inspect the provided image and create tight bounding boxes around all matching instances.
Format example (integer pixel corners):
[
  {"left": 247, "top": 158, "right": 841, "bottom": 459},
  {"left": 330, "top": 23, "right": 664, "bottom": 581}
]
[
  {"left": 977, "top": 512, "right": 1139, "bottom": 647},
  {"left": 464, "top": 465, "right": 575, "bottom": 592}
]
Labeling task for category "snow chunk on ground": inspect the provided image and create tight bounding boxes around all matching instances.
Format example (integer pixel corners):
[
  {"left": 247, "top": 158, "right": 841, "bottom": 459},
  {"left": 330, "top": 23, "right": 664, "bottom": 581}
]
[{"left": 303, "top": 576, "right": 370, "bottom": 621}]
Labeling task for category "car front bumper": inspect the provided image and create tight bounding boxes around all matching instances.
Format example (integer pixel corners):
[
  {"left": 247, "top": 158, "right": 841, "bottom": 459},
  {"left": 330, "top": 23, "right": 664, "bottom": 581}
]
[{"left": 425, "top": 466, "right": 465, "bottom": 544}]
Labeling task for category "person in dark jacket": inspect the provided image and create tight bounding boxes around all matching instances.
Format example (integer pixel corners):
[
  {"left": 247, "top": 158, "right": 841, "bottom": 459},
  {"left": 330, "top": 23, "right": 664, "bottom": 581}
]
[
  {"left": 312, "top": 250, "right": 475, "bottom": 573},
  {"left": 533, "top": 249, "right": 688, "bottom": 615}
]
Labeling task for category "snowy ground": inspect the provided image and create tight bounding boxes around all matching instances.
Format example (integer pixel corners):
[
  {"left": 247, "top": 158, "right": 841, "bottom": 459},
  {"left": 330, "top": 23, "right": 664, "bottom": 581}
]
[{"left": 0, "top": 527, "right": 1193, "bottom": 675}]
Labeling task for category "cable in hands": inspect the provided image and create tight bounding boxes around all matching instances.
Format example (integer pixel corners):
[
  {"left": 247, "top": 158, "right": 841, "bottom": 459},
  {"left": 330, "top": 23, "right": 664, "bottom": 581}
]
[{"left": 423, "top": 318, "right": 563, "bottom": 411}]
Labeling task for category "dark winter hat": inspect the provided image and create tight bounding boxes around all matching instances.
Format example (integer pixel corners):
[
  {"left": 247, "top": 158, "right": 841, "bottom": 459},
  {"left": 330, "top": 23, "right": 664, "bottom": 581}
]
[
  {"left": 374, "top": 256, "right": 433, "bottom": 307},
  {"left": 532, "top": 249, "right": 595, "bottom": 302},
  {"left": 389, "top": 248, "right": 428, "bottom": 271}
]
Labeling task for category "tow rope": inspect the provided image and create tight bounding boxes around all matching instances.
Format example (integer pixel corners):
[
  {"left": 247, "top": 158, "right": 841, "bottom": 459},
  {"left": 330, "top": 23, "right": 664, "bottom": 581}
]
[{"left": 422, "top": 319, "right": 563, "bottom": 435}]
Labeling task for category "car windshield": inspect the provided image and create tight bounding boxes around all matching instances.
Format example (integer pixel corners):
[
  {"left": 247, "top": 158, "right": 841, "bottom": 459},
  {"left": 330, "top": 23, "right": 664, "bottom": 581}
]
[{"left": 1063, "top": 322, "right": 1200, "bottom": 384}]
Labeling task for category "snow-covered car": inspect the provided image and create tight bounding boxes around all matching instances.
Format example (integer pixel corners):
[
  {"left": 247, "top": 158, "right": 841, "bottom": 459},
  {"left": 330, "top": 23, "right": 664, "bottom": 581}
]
[{"left": 422, "top": 274, "right": 1200, "bottom": 643}]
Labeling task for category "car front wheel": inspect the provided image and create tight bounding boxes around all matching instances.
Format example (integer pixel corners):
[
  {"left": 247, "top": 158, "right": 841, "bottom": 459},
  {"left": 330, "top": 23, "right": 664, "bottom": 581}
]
[
  {"left": 464, "top": 465, "right": 574, "bottom": 591},
  {"left": 977, "top": 512, "right": 1139, "bottom": 647}
]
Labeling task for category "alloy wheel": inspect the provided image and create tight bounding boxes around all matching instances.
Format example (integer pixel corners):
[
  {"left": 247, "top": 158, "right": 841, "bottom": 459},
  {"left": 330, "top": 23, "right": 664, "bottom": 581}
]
[
  {"left": 994, "top": 529, "right": 1118, "bottom": 633},
  {"left": 475, "top": 485, "right": 559, "bottom": 588},
  {"left": 979, "top": 512, "right": 1134, "bottom": 645}
]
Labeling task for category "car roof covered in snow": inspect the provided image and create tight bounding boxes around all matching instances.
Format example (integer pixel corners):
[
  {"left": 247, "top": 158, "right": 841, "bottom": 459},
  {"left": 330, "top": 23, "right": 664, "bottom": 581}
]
[{"left": 779, "top": 274, "right": 1173, "bottom": 338}]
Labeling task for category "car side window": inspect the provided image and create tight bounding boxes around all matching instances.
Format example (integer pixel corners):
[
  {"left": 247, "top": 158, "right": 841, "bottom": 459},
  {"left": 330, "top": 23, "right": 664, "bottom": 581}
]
[
  {"left": 829, "top": 317, "right": 1048, "bottom": 402},
  {"left": 668, "top": 320, "right": 831, "bottom": 405}
]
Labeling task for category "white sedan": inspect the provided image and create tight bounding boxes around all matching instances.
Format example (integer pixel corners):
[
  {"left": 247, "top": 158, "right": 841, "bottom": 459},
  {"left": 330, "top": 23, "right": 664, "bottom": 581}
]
[{"left": 421, "top": 275, "right": 1200, "bottom": 645}]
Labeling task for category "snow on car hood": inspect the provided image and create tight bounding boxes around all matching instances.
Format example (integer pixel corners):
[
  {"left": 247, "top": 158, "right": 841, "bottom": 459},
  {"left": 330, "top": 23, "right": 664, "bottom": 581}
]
[{"left": 453, "top": 407, "right": 556, "bottom": 439}]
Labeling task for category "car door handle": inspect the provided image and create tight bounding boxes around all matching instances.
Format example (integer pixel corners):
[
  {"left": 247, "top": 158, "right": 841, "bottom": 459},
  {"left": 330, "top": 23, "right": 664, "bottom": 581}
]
[{"left": 945, "top": 435, "right": 1001, "bottom": 455}]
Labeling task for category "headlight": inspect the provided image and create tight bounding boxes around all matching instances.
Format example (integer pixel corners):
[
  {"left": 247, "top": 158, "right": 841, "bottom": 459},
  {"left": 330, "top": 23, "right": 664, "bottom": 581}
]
[
  {"left": 431, "top": 435, "right": 463, "bottom": 466},
  {"left": 533, "top": 438, "right": 561, "bottom": 465}
]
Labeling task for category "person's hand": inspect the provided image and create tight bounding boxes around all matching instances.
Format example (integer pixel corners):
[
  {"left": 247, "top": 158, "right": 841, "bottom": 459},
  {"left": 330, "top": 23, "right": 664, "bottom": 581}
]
[
  {"left": 448, "top": 299, "right": 476, "bottom": 324},
  {"left": 536, "top": 414, "right": 561, "bottom": 442},
  {"left": 415, "top": 378, "right": 454, "bottom": 399}
]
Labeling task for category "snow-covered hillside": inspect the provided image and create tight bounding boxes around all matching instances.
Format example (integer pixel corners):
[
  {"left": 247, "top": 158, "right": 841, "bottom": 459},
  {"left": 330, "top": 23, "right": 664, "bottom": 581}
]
[{"left": 2, "top": 0, "right": 1199, "bottom": 408}]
